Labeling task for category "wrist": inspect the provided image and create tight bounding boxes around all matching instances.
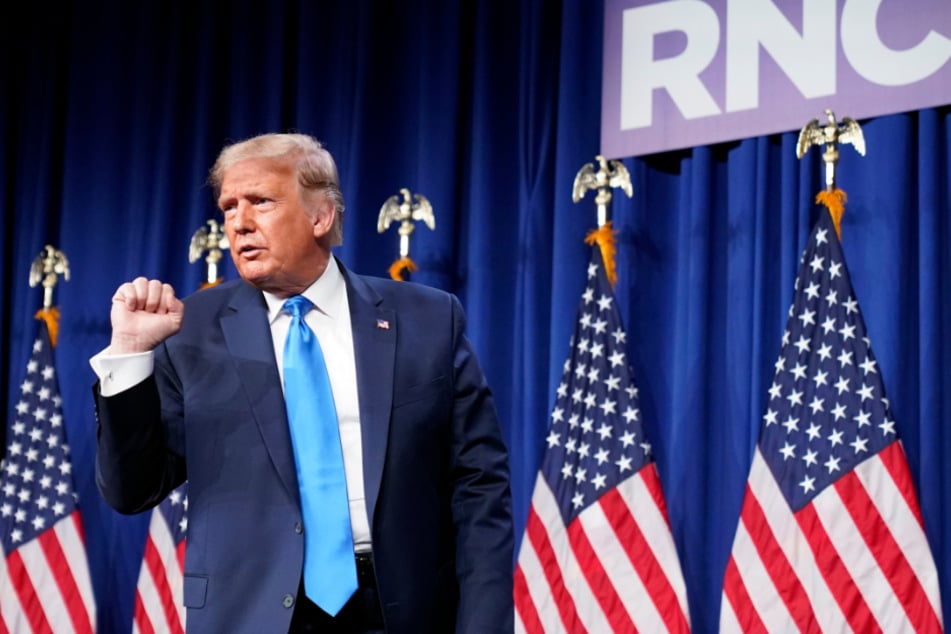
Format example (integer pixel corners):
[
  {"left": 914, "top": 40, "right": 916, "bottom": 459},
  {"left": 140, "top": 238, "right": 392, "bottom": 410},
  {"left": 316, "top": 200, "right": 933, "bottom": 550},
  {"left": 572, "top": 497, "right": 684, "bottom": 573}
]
[{"left": 109, "top": 334, "right": 153, "bottom": 355}]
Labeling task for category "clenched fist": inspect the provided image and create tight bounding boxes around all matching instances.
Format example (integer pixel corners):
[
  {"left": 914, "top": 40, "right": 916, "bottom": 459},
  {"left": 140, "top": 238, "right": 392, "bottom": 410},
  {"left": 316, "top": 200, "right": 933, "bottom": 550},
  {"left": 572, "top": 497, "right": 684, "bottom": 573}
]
[{"left": 109, "top": 277, "right": 185, "bottom": 354}]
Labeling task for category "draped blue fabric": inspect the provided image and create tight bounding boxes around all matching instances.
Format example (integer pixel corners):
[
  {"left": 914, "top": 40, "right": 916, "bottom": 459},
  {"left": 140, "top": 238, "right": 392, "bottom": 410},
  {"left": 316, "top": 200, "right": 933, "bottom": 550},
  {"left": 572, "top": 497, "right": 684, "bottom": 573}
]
[{"left": 2, "top": 2, "right": 949, "bottom": 632}]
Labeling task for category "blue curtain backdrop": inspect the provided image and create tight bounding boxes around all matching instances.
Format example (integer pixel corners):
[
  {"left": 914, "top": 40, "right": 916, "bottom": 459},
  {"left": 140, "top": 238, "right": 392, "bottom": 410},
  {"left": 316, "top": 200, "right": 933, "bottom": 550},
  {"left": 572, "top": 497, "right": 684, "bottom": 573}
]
[{"left": 2, "top": 1, "right": 949, "bottom": 632}]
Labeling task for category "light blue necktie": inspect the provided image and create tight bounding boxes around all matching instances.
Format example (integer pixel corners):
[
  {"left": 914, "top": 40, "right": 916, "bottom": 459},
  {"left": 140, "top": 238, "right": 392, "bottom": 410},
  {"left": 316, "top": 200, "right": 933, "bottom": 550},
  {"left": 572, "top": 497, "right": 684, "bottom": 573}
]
[{"left": 282, "top": 295, "right": 357, "bottom": 615}]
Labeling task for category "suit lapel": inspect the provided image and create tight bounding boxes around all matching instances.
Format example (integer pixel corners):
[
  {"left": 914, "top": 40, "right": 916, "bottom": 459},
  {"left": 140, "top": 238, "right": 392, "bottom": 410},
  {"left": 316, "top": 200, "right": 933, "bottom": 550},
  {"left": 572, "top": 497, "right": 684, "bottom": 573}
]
[
  {"left": 220, "top": 283, "right": 300, "bottom": 504},
  {"left": 340, "top": 261, "right": 395, "bottom": 532}
]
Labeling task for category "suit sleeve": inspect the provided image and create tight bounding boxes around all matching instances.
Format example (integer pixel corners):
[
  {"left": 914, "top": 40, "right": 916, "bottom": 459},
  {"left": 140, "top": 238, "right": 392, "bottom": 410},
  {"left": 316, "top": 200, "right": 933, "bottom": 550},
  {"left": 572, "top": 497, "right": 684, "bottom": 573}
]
[
  {"left": 94, "top": 342, "right": 186, "bottom": 514},
  {"left": 447, "top": 295, "right": 515, "bottom": 634}
]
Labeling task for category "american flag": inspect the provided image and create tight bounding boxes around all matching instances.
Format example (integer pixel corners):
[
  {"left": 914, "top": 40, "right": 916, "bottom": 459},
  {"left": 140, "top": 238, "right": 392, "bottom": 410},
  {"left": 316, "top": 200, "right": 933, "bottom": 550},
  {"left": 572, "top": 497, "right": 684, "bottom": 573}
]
[
  {"left": 515, "top": 245, "right": 691, "bottom": 633},
  {"left": 132, "top": 477, "right": 187, "bottom": 633},
  {"left": 720, "top": 210, "right": 944, "bottom": 632},
  {"left": 0, "top": 320, "right": 97, "bottom": 633}
]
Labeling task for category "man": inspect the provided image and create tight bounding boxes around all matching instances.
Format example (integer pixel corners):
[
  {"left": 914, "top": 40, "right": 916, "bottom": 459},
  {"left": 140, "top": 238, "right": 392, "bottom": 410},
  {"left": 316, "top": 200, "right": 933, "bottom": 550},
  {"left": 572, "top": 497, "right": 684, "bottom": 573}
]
[{"left": 91, "top": 133, "right": 514, "bottom": 633}]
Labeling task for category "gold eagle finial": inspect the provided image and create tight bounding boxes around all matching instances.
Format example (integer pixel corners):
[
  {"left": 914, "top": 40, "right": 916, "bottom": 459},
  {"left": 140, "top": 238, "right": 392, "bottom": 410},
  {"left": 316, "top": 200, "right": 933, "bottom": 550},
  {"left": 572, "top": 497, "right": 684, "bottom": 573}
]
[
  {"left": 797, "top": 109, "right": 865, "bottom": 191},
  {"left": 189, "top": 219, "right": 230, "bottom": 287},
  {"left": 378, "top": 188, "right": 435, "bottom": 281},
  {"left": 29, "top": 245, "right": 70, "bottom": 310}
]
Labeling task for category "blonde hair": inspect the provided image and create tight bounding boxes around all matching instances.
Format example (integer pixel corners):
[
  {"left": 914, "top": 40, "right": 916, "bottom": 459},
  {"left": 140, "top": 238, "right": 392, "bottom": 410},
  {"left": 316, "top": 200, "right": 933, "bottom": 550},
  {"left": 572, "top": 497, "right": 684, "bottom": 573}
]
[{"left": 209, "top": 133, "right": 345, "bottom": 245}]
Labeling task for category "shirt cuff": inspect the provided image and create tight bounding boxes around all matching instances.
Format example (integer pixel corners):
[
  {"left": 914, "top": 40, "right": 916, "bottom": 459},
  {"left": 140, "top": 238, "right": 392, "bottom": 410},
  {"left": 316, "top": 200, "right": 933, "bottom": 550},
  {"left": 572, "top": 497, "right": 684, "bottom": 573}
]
[{"left": 89, "top": 348, "right": 154, "bottom": 397}]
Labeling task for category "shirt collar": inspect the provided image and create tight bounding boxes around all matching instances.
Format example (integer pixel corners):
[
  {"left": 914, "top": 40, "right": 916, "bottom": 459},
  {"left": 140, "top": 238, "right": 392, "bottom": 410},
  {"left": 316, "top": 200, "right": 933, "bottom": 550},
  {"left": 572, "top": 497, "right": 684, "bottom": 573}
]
[{"left": 263, "top": 256, "right": 344, "bottom": 324}]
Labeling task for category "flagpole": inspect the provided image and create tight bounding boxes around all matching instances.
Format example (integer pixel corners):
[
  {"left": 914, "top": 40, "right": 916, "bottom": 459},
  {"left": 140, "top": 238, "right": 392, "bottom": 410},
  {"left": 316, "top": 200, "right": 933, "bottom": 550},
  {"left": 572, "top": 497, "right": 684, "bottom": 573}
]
[
  {"left": 571, "top": 155, "right": 633, "bottom": 287},
  {"left": 796, "top": 109, "right": 866, "bottom": 239},
  {"left": 377, "top": 187, "right": 435, "bottom": 281},
  {"left": 28, "top": 244, "right": 70, "bottom": 347},
  {"left": 188, "top": 218, "right": 229, "bottom": 288}
]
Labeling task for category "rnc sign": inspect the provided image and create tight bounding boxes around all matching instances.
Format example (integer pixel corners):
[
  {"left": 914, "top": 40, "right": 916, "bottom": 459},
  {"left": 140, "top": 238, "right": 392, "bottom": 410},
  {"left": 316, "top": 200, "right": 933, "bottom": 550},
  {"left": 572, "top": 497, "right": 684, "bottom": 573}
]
[{"left": 601, "top": 0, "right": 951, "bottom": 158}]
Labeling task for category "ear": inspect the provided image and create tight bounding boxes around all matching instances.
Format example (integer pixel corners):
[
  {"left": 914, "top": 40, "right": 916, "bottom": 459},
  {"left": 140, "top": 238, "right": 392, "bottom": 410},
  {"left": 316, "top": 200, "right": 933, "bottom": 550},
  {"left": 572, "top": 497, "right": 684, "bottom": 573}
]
[{"left": 311, "top": 198, "right": 336, "bottom": 239}]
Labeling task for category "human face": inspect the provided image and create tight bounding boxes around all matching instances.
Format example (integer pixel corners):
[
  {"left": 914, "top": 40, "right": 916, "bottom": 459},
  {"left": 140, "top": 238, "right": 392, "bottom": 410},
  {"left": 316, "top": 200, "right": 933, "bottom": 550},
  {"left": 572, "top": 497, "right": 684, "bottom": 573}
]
[{"left": 218, "top": 156, "right": 334, "bottom": 296}]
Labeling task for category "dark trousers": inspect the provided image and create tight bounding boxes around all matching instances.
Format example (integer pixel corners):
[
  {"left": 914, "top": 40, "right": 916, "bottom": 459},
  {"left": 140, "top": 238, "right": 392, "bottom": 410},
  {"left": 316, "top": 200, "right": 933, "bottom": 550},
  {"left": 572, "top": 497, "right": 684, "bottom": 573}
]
[{"left": 288, "top": 553, "right": 385, "bottom": 633}]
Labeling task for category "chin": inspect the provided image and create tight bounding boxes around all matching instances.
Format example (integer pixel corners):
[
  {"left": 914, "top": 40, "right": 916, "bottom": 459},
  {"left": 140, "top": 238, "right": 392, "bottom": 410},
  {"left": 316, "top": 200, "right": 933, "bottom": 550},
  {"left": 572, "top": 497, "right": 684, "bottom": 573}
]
[{"left": 235, "top": 267, "right": 270, "bottom": 288}]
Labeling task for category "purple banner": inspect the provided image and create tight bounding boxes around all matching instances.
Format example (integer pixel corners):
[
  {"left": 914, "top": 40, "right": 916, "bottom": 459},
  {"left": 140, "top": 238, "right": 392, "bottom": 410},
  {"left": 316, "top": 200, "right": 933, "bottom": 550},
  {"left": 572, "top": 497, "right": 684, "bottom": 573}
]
[{"left": 602, "top": 0, "right": 951, "bottom": 158}]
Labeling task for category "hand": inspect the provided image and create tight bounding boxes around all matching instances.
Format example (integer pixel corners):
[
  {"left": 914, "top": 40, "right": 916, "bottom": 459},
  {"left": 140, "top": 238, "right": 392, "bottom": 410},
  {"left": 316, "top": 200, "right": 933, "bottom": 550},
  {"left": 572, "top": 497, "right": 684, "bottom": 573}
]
[{"left": 109, "top": 277, "right": 185, "bottom": 354}]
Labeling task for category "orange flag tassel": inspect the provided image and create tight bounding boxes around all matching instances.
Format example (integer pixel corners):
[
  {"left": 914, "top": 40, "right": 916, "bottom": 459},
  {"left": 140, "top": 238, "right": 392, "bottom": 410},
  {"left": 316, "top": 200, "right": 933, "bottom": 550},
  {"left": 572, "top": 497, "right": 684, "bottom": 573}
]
[
  {"left": 388, "top": 257, "right": 418, "bottom": 281},
  {"left": 34, "top": 307, "right": 61, "bottom": 348},
  {"left": 816, "top": 188, "right": 847, "bottom": 241},
  {"left": 584, "top": 222, "right": 618, "bottom": 288}
]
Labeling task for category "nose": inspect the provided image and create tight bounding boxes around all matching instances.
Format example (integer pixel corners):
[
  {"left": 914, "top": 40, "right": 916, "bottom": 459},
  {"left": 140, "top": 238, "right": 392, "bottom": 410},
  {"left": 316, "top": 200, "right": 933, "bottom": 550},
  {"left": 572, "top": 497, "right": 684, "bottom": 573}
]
[{"left": 228, "top": 200, "right": 255, "bottom": 234}]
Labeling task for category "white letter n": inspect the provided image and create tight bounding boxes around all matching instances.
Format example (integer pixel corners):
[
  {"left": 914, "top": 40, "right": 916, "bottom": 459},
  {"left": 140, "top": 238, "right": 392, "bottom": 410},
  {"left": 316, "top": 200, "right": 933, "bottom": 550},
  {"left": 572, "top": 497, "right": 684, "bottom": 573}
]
[{"left": 726, "top": 0, "right": 837, "bottom": 113}]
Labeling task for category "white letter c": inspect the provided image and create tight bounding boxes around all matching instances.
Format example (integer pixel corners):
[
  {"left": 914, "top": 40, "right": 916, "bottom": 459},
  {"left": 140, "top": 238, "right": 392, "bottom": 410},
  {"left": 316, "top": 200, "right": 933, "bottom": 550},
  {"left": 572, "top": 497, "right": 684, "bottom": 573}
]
[{"left": 842, "top": 0, "right": 951, "bottom": 86}]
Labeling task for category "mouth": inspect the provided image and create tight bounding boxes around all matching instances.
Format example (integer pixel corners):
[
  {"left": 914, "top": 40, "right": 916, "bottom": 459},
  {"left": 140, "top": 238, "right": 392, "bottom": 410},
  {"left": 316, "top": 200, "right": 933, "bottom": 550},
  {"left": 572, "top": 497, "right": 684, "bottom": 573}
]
[{"left": 237, "top": 245, "right": 264, "bottom": 258}]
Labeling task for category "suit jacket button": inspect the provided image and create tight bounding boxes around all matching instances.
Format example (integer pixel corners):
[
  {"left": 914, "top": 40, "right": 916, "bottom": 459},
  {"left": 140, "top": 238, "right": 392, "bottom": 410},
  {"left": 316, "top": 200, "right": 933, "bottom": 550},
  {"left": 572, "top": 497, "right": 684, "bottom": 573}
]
[
  {"left": 294, "top": 521, "right": 303, "bottom": 534},
  {"left": 282, "top": 594, "right": 295, "bottom": 608}
]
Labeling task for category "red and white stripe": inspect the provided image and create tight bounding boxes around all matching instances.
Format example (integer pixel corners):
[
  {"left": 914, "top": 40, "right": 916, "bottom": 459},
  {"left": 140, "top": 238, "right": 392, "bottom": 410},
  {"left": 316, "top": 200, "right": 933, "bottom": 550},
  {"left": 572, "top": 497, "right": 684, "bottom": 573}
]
[
  {"left": 0, "top": 512, "right": 96, "bottom": 633},
  {"left": 515, "top": 465, "right": 691, "bottom": 633},
  {"left": 721, "top": 442, "right": 943, "bottom": 633},
  {"left": 132, "top": 509, "right": 185, "bottom": 634}
]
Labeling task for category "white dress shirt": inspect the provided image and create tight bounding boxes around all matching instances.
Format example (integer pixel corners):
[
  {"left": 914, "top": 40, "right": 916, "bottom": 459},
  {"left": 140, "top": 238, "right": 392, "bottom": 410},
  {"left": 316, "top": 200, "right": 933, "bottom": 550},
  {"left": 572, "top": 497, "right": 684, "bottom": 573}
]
[{"left": 90, "top": 257, "right": 372, "bottom": 552}]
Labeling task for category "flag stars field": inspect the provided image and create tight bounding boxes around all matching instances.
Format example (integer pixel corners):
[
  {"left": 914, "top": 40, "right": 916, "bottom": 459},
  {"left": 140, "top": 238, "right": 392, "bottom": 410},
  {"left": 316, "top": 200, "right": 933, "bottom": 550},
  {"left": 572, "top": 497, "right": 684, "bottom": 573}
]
[{"left": 757, "top": 225, "right": 902, "bottom": 509}]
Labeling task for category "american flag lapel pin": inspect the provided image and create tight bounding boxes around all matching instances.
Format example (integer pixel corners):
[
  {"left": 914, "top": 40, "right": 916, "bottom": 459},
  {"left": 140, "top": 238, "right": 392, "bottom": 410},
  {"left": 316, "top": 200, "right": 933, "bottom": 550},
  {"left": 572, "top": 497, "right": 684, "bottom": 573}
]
[{"left": 376, "top": 318, "right": 390, "bottom": 330}]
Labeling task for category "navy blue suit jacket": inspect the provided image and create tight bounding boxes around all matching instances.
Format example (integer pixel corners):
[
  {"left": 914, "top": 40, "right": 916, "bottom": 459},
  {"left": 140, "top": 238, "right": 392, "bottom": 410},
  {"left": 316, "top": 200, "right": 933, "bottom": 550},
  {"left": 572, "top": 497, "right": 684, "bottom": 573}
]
[{"left": 95, "top": 260, "right": 514, "bottom": 633}]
